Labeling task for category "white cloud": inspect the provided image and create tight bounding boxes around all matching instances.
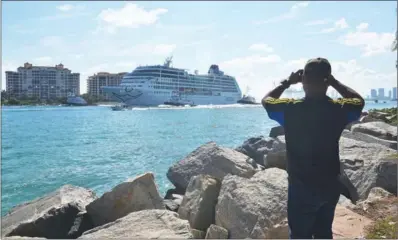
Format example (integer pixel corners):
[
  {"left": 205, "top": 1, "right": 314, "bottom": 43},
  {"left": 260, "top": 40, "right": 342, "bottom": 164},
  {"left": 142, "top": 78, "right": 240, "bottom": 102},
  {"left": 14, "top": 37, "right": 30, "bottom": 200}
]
[
  {"left": 339, "top": 26, "right": 395, "bottom": 57},
  {"left": 320, "top": 18, "right": 349, "bottom": 33},
  {"left": 254, "top": 1, "right": 309, "bottom": 24},
  {"left": 356, "top": 22, "right": 369, "bottom": 32},
  {"left": 56, "top": 4, "right": 74, "bottom": 12},
  {"left": 249, "top": 44, "right": 274, "bottom": 52},
  {"left": 97, "top": 3, "right": 168, "bottom": 33},
  {"left": 305, "top": 19, "right": 330, "bottom": 26},
  {"left": 218, "top": 53, "right": 396, "bottom": 100},
  {"left": 331, "top": 59, "right": 396, "bottom": 95},
  {"left": 221, "top": 55, "right": 281, "bottom": 69}
]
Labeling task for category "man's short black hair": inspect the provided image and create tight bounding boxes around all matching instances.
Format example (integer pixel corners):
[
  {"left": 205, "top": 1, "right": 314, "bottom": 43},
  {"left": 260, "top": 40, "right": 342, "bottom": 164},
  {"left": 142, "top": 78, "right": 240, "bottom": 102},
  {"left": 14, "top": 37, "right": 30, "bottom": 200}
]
[{"left": 304, "top": 57, "right": 332, "bottom": 79}]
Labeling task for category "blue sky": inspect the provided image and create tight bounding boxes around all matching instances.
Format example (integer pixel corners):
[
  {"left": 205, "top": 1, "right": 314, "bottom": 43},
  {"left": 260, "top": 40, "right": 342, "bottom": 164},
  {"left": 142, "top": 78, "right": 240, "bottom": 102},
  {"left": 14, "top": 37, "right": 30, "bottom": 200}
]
[{"left": 2, "top": 1, "right": 397, "bottom": 99}]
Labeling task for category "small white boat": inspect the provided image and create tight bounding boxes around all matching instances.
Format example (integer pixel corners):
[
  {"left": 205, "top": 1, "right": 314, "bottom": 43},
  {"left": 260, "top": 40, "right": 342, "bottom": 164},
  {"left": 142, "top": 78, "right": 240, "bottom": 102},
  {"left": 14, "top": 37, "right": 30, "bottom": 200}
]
[
  {"left": 66, "top": 93, "right": 87, "bottom": 106},
  {"left": 111, "top": 104, "right": 128, "bottom": 111},
  {"left": 164, "top": 95, "right": 196, "bottom": 107}
]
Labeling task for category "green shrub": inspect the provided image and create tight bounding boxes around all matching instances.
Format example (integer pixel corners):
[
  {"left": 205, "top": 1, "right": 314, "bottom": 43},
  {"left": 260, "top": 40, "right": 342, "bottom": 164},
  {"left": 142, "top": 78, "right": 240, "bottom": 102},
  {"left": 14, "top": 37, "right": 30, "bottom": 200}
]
[{"left": 365, "top": 216, "right": 398, "bottom": 239}]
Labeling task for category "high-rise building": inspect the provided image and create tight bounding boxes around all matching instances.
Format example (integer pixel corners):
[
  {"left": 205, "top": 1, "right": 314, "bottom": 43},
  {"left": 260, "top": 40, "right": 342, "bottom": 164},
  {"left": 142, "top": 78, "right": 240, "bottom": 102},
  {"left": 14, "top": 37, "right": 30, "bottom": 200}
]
[
  {"left": 370, "top": 89, "right": 377, "bottom": 98},
  {"left": 87, "top": 72, "right": 127, "bottom": 100},
  {"left": 5, "top": 62, "right": 80, "bottom": 99},
  {"left": 388, "top": 90, "right": 392, "bottom": 99},
  {"left": 393, "top": 87, "right": 397, "bottom": 100},
  {"left": 378, "top": 88, "right": 385, "bottom": 99}
]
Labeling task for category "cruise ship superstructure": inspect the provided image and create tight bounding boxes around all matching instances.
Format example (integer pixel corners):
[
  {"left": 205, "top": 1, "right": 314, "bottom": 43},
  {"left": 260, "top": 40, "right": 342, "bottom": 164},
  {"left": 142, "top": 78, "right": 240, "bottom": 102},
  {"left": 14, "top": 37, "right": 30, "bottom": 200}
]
[{"left": 102, "top": 57, "right": 242, "bottom": 106}]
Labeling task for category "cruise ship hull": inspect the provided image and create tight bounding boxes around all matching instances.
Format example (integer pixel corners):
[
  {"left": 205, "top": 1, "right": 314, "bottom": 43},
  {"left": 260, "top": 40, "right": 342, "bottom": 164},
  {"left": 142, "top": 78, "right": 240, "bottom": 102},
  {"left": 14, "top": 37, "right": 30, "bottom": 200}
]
[{"left": 102, "top": 86, "right": 241, "bottom": 106}]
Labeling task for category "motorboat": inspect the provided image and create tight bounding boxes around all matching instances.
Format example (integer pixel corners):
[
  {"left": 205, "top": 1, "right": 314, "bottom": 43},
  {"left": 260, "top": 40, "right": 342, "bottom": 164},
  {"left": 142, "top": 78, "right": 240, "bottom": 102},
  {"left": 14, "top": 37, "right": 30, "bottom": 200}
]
[
  {"left": 111, "top": 104, "right": 129, "bottom": 111},
  {"left": 237, "top": 95, "right": 258, "bottom": 104},
  {"left": 164, "top": 95, "right": 197, "bottom": 107}
]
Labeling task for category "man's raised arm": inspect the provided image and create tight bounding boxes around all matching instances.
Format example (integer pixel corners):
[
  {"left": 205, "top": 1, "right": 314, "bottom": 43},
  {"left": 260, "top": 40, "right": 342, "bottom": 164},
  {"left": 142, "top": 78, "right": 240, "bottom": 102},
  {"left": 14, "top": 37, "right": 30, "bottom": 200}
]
[
  {"left": 261, "top": 70, "right": 303, "bottom": 126},
  {"left": 328, "top": 75, "right": 365, "bottom": 124},
  {"left": 328, "top": 75, "right": 364, "bottom": 103},
  {"left": 261, "top": 69, "right": 303, "bottom": 107}
]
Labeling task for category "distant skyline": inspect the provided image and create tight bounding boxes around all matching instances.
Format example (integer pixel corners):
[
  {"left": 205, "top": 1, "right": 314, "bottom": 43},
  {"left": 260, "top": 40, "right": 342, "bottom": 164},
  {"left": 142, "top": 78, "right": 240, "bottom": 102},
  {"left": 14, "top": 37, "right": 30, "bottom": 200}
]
[{"left": 2, "top": 1, "right": 397, "bottom": 100}]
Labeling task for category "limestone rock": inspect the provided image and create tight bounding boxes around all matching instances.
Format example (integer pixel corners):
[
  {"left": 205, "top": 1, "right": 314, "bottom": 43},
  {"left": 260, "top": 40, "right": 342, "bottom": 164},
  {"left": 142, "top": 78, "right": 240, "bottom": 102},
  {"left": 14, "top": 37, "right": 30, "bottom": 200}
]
[
  {"left": 351, "top": 121, "right": 397, "bottom": 141},
  {"left": 4, "top": 237, "right": 47, "bottom": 240},
  {"left": 86, "top": 172, "right": 164, "bottom": 227},
  {"left": 342, "top": 129, "right": 397, "bottom": 150},
  {"left": 339, "top": 137, "right": 397, "bottom": 199},
  {"left": 67, "top": 211, "right": 94, "bottom": 238},
  {"left": 348, "top": 187, "right": 395, "bottom": 215},
  {"left": 205, "top": 224, "right": 228, "bottom": 239},
  {"left": 269, "top": 126, "right": 285, "bottom": 138},
  {"left": 264, "top": 219, "right": 288, "bottom": 239},
  {"left": 167, "top": 142, "right": 256, "bottom": 190},
  {"left": 360, "top": 115, "right": 379, "bottom": 123},
  {"left": 80, "top": 210, "right": 192, "bottom": 239},
  {"left": 215, "top": 168, "right": 288, "bottom": 239},
  {"left": 2, "top": 185, "right": 96, "bottom": 238},
  {"left": 263, "top": 136, "right": 287, "bottom": 170},
  {"left": 164, "top": 199, "right": 180, "bottom": 212},
  {"left": 178, "top": 175, "right": 221, "bottom": 231},
  {"left": 164, "top": 188, "right": 185, "bottom": 200},
  {"left": 191, "top": 229, "right": 206, "bottom": 239},
  {"left": 235, "top": 136, "right": 274, "bottom": 166},
  {"left": 240, "top": 135, "right": 396, "bottom": 201}
]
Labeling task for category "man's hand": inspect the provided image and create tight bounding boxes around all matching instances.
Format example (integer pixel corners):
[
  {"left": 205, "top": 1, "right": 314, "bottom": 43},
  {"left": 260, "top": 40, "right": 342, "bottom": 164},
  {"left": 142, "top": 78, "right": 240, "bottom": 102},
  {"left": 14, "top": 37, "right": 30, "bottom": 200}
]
[
  {"left": 325, "top": 74, "right": 338, "bottom": 86},
  {"left": 287, "top": 69, "right": 304, "bottom": 85}
]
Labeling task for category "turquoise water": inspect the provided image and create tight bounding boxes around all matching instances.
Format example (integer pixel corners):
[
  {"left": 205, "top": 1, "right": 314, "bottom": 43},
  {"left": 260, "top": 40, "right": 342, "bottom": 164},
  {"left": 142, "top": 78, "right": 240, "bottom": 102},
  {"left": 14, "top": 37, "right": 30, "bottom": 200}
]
[{"left": 1, "top": 101, "right": 396, "bottom": 215}]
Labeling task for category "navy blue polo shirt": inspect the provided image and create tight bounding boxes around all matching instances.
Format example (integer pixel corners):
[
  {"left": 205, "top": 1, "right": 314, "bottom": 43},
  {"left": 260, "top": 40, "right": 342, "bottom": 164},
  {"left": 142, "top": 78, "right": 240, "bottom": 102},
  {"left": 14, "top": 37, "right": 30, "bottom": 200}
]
[{"left": 262, "top": 96, "right": 364, "bottom": 189}]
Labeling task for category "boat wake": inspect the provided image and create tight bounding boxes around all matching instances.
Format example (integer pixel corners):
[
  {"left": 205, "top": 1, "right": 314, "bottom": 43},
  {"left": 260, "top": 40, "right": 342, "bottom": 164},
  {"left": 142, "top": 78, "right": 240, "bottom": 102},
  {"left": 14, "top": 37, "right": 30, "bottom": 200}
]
[{"left": 125, "top": 104, "right": 262, "bottom": 111}]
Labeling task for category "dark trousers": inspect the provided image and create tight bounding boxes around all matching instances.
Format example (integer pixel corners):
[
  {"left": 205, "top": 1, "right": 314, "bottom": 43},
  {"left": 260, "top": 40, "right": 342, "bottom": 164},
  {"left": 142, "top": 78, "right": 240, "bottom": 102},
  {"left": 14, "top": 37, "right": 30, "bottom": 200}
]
[{"left": 287, "top": 179, "right": 340, "bottom": 239}]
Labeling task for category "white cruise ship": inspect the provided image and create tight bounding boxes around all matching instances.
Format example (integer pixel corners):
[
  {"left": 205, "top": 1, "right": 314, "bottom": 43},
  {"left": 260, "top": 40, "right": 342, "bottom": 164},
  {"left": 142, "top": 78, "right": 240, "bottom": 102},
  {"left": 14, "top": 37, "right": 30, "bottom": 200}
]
[{"left": 102, "top": 57, "right": 242, "bottom": 106}]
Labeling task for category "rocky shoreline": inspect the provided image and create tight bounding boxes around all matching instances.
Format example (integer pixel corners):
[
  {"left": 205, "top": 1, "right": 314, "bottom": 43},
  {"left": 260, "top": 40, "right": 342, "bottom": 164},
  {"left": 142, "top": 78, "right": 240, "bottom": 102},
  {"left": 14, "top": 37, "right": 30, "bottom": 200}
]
[{"left": 2, "top": 109, "right": 397, "bottom": 239}]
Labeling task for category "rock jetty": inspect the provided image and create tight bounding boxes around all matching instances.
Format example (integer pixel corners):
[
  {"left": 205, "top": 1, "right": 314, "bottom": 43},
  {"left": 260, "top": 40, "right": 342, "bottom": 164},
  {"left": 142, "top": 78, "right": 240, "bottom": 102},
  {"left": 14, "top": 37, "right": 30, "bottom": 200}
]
[{"left": 2, "top": 108, "right": 397, "bottom": 239}]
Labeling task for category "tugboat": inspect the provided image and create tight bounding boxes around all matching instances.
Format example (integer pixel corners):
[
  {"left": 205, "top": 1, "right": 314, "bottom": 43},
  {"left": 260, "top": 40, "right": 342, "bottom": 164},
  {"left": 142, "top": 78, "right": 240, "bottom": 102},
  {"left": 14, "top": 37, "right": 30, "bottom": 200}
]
[
  {"left": 164, "top": 94, "right": 196, "bottom": 107},
  {"left": 237, "top": 95, "right": 258, "bottom": 104},
  {"left": 111, "top": 103, "right": 129, "bottom": 111},
  {"left": 66, "top": 93, "right": 88, "bottom": 106},
  {"left": 237, "top": 86, "right": 258, "bottom": 104}
]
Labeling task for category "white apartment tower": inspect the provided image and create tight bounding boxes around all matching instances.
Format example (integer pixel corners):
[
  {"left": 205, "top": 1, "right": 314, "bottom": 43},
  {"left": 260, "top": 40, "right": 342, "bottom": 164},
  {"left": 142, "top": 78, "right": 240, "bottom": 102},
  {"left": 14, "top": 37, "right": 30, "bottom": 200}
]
[
  {"left": 87, "top": 72, "right": 127, "bottom": 100},
  {"left": 5, "top": 62, "right": 80, "bottom": 99}
]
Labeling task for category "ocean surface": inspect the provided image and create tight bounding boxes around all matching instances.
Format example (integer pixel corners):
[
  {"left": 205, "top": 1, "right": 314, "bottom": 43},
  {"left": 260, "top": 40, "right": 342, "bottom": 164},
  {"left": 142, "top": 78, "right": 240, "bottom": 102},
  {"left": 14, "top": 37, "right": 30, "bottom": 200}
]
[{"left": 1, "top": 101, "right": 396, "bottom": 215}]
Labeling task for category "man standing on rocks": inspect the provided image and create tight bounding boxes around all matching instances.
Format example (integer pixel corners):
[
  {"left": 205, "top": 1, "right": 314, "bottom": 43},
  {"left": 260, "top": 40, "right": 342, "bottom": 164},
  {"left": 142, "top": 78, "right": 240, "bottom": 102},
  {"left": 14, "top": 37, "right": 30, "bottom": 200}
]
[{"left": 261, "top": 58, "right": 365, "bottom": 239}]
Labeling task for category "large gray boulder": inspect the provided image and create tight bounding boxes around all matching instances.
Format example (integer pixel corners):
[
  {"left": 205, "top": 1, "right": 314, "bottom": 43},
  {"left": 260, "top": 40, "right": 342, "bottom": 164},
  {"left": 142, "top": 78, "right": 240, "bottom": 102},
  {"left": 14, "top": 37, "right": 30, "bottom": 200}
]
[
  {"left": 205, "top": 224, "right": 228, "bottom": 239},
  {"left": 80, "top": 210, "right": 193, "bottom": 239},
  {"left": 339, "top": 137, "right": 397, "bottom": 199},
  {"left": 86, "top": 172, "right": 165, "bottom": 227},
  {"left": 263, "top": 136, "right": 287, "bottom": 170},
  {"left": 178, "top": 175, "right": 221, "bottom": 231},
  {"left": 269, "top": 126, "right": 285, "bottom": 138},
  {"left": 167, "top": 142, "right": 256, "bottom": 190},
  {"left": 2, "top": 185, "right": 96, "bottom": 239},
  {"left": 351, "top": 121, "right": 397, "bottom": 141},
  {"left": 240, "top": 135, "right": 396, "bottom": 200},
  {"left": 342, "top": 129, "right": 397, "bottom": 150},
  {"left": 215, "top": 168, "right": 288, "bottom": 239},
  {"left": 235, "top": 136, "right": 273, "bottom": 166}
]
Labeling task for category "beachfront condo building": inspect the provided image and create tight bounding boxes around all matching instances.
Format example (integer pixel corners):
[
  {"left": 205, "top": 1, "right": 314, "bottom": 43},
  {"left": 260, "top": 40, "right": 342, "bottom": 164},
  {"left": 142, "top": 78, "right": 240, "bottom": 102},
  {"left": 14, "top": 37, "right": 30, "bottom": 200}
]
[
  {"left": 5, "top": 62, "right": 80, "bottom": 100},
  {"left": 370, "top": 89, "right": 377, "bottom": 98},
  {"left": 86, "top": 72, "right": 127, "bottom": 100}
]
